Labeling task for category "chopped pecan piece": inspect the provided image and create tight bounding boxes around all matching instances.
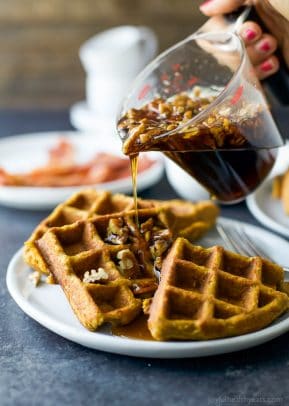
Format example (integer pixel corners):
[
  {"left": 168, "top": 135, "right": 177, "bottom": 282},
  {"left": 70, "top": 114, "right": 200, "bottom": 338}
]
[
  {"left": 132, "top": 282, "right": 158, "bottom": 298},
  {"left": 140, "top": 218, "right": 154, "bottom": 234},
  {"left": 29, "top": 271, "right": 41, "bottom": 287},
  {"left": 116, "top": 249, "right": 139, "bottom": 278},
  {"left": 46, "top": 273, "right": 56, "bottom": 284},
  {"left": 83, "top": 268, "right": 109, "bottom": 283},
  {"left": 106, "top": 218, "right": 129, "bottom": 245},
  {"left": 154, "top": 256, "right": 163, "bottom": 273},
  {"left": 142, "top": 298, "right": 153, "bottom": 314},
  {"left": 150, "top": 229, "right": 173, "bottom": 259}
]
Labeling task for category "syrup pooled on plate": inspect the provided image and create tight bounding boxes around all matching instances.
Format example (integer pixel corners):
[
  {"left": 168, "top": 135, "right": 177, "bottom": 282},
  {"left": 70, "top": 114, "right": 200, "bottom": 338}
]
[
  {"left": 112, "top": 314, "right": 154, "bottom": 340},
  {"left": 118, "top": 92, "right": 278, "bottom": 203}
]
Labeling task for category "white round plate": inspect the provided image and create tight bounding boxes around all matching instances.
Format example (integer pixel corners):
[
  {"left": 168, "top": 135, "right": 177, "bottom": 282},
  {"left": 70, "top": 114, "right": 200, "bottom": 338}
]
[
  {"left": 6, "top": 217, "right": 289, "bottom": 358},
  {"left": 246, "top": 178, "right": 289, "bottom": 237},
  {"left": 0, "top": 131, "right": 163, "bottom": 210}
]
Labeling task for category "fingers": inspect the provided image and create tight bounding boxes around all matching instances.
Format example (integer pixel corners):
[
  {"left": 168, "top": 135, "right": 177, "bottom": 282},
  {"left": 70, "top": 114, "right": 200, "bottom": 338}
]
[
  {"left": 198, "top": 0, "right": 280, "bottom": 79},
  {"left": 246, "top": 35, "right": 277, "bottom": 65},
  {"left": 255, "top": 56, "right": 280, "bottom": 79},
  {"left": 239, "top": 21, "right": 262, "bottom": 45},
  {"left": 237, "top": 21, "right": 279, "bottom": 78},
  {"left": 199, "top": 0, "right": 247, "bottom": 16},
  {"left": 240, "top": 22, "right": 278, "bottom": 64}
]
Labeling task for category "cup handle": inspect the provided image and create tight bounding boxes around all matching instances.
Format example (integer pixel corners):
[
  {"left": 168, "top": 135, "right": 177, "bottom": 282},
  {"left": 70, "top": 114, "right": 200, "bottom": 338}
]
[{"left": 137, "top": 27, "right": 158, "bottom": 64}]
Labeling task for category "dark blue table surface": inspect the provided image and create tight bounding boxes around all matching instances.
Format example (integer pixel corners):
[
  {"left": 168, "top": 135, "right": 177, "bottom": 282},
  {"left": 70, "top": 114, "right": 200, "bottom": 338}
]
[{"left": 1, "top": 109, "right": 289, "bottom": 406}]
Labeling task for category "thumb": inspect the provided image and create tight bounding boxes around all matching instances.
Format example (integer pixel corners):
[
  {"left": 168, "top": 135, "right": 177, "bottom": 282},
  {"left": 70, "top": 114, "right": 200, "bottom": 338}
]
[{"left": 199, "top": 0, "right": 250, "bottom": 16}]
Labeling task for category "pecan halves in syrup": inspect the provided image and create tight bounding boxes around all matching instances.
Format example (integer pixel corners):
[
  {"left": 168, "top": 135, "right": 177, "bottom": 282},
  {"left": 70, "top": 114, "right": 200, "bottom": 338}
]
[
  {"left": 118, "top": 93, "right": 254, "bottom": 155},
  {"left": 116, "top": 249, "right": 140, "bottom": 279},
  {"left": 131, "top": 281, "right": 158, "bottom": 298},
  {"left": 105, "top": 218, "right": 129, "bottom": 245},
  {"left": 149, "top": 229, "right": 173, "bottom": 273}
]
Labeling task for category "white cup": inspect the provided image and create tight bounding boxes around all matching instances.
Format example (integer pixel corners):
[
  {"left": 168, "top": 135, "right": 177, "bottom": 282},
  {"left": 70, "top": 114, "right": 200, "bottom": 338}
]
[
  {"left": 86, "top": 75, "right": 134, "bottom": 117},
  {"left": 79, "top": 25, "right": 158, "bottom": 116},
  {"left": 165, "top": 158, "right": 210, "bottom": 201}
]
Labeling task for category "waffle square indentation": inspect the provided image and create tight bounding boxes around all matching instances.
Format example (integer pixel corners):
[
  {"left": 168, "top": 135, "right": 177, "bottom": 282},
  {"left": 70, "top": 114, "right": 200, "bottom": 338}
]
[
  {"left": 167, "top": 290, "right": 204, "bottom": 320},
  {"left": 174, "top": 262, "right": 210, "bottom": 294},
  {"left": 220, "top": 252, "right": 257, "bottom": 280}
]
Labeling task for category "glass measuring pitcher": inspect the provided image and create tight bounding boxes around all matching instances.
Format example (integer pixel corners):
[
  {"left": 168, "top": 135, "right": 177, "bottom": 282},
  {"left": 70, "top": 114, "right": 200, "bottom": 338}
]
[{"left": 117, "top": 31, "right": 284, "bottom": 204}]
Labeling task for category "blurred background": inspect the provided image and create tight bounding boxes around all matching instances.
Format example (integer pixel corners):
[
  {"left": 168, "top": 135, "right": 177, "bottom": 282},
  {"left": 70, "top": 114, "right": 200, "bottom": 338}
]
[{"left": 0, "top": 0, "right": 205, "bottom": 109}]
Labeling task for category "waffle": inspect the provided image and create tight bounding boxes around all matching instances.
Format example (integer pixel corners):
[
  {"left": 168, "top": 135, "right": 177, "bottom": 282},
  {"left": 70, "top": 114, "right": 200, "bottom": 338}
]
[
  {"left": 35, "top": 207, "right": 177, "bottom": 330},
  {"left": 24, "top": 190, "right": 153, "bottom": 275},
  {"left": 155, "top": 199, "right": 219, "bottom": 241},
  {"left": 146, "top": 238, "right": 289, "bottom": 340},
  {"left": 24, "top": 189, "right": 219, "bottom": 275},
  {"left": 272, "top": 171, "right": 289, "bottom": 215}
]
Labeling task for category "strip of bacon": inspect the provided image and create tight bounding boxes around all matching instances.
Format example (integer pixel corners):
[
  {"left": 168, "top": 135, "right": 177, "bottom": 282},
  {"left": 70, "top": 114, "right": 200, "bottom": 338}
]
[
  {"left": 0, "top": 139, "right": 155, "bottom": 187},
  {"left": 48, "top": 138, "right": 74, "bottom": 167}
]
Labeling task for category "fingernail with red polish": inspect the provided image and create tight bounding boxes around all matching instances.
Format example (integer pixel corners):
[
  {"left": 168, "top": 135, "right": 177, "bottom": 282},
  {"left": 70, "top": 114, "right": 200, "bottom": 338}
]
[
  {"left": 200, "top": 0, "right": 213, "bottom": 9},
  {"left": 259, "top": 41, "right": 271, "bottom": 52},
  {"left": 244, "top": 29, "right": 256, "bottom": 41},
  {"left": 261, "top": 60, "right": 273, "bottom": 72}
]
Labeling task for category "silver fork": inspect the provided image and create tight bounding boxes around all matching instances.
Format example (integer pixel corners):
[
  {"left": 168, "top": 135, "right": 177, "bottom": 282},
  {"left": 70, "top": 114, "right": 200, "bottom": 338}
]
[{"left": 216, "top": 223, "right": 289, "bottom": 273}]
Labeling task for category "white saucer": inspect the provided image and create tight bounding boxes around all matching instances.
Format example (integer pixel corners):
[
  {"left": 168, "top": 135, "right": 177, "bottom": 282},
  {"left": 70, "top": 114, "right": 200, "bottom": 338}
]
[
  {"left": 6, "top": 217, "right": 289, "bottom": 358},
  {"left": 0, "top": 131, "right": 164, "bottom": 210},
  {"left": 246, "top": 179, "right": 289, "bottom": 238},
  {"left": 246, "top": 142, "right": 289, "bottom": 238},
  {"left": 70, "top": 101, "right": 117, "bottom": 133}
]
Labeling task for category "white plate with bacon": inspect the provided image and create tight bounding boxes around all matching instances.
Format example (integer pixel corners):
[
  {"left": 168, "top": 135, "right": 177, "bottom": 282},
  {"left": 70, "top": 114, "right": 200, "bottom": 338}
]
[{"left": 0, "top": 131, "right": 164, "bottom": 209}]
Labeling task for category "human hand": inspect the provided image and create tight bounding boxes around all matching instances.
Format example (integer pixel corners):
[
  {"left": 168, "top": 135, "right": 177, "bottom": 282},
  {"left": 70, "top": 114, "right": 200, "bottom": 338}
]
[{"left": 199, "top": 0, "right": 289, "bottom": 79}]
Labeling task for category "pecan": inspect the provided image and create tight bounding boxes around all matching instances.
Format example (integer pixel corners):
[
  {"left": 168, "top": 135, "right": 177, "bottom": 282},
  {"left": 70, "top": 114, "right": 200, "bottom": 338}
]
[
  {"left": 132, "top": 283, "right": 158, "bottom": 298},
  {"left": 192, "top": 86, "right": 201, "bottom": 98},
  {"left": 154, "top": 256, "right": 163, "bottom": 273},
  {"left": 83, "top": 268, "right": 109, "bottom": 283},
  {"left": 150, "top": 239, "right": 169, "bottom": 259},
  {"left": 140, "top": 217, "right": 154, "bottom": 234},
  {"left": 116, "top": 249, "right": 139, "bottom": 278},
  {"left": 151, "top": 236, "right": 170, "bottom": 256},
  {"left": 183, "top": 110, "right": 193, "bottom": 120},
  {"left": 166, "top": 123, "right": 178, "bottom": 131},
  {"left": 46, "top": 273, "right": 56, "bottom": 284},
  {"left": 158, "top": 102, "right": 171, "bottom": 115},
  {"left": 142, "top": 298, "right": 153, "bottom": 315},
  {"left": 150, "top": 229, "right": 173, "bottom": 259},
  {"left": 139, "top": 133, "right": 151, "bottom": 144},
  {"left": 144, "top": 231, "right": 151, "bottom": 242},
  {"left": 106, "top": 218, "right": 129, "bottom": 245},
  {"left": 29, "top": 271, "right": 41, "bottom": 287}
]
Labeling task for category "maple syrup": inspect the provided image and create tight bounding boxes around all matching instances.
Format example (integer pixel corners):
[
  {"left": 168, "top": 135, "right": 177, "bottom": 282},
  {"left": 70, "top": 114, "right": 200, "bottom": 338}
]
[
  {"left": 130, "top": 154, "right": 139, "bottom": 226},
  {"left": 111, "top": 314, "right": 155, "bottom": 340},
  {"left": 165, "top": 147, "right": 277, "bottom": 203}
]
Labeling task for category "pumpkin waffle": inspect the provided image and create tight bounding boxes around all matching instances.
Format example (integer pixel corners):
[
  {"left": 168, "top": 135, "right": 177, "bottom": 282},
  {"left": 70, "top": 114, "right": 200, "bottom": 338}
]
[
  {"left": 155, "top": 198, "right": 219, "bottom": 241},
  {"left": 146, "top": 238, "right": 289, "bottom": 341},
  {"left": 24, "top": 189, "right": 219, "bottom": 276},
  {"left": 272, "top": 171, "right": 289, "bottom": 215},
  {"left": 35, "top": 207, "right": 178, "bottom": 330},
  {"left": 24, "top": 189, "right": 153, "bottom": 275}
]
